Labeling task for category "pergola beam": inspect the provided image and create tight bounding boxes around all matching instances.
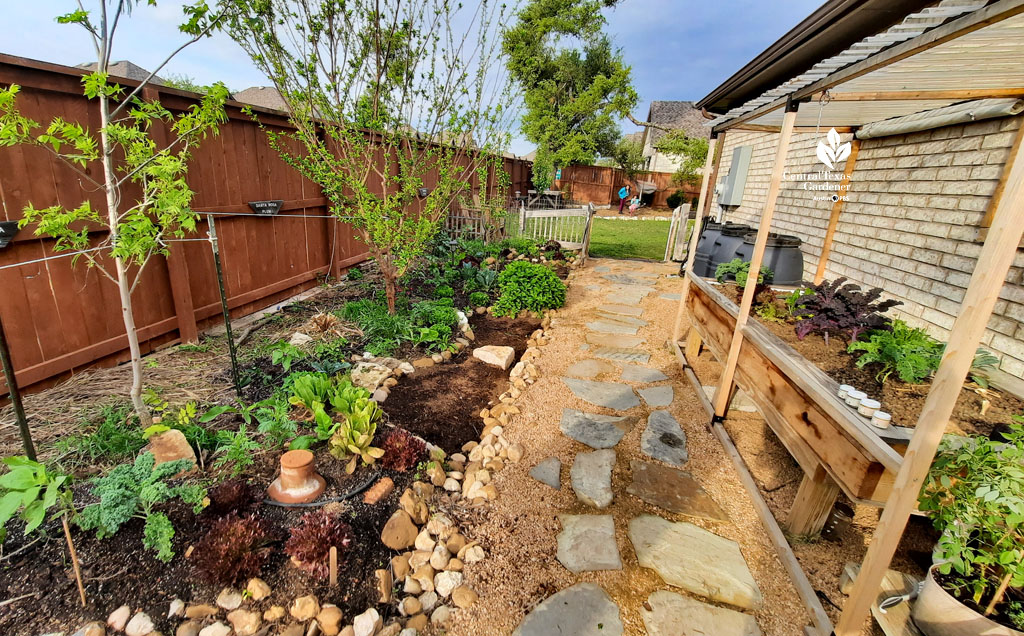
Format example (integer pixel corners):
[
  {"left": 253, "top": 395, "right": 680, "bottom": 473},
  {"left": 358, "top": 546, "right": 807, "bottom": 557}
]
[
  {"left": 835, "top": 111, "right": 1024, "bottom": 636},
  {"left": 814, "top": 87, "right": 1024, "bottom": 101},
  {"left": 713, "top": 0, "right": 1024, "bottom": 133}
]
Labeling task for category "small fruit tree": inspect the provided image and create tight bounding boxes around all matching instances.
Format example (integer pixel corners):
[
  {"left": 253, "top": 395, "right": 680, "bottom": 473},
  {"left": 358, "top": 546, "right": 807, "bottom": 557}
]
[
  {"left": 224, "top": 0, "right": 515, "bottom": 314},
  {"left": 0, "top": 1, "right": 228, "bottom": 427}
]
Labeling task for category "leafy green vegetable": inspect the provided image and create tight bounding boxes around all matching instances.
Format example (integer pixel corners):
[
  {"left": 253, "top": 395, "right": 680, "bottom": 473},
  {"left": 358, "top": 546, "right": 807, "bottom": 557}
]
[
  {"left": 328, "top": 399, "right": 384, "bottom": 474},
  {"left": 714, "top": 258, "right": 773, "bottom": 288},
  {"left": 288, "top": 372, "right": 334, "bottom": 413},
  {"left": 0, "top": 457, "right": 72, "bottom": 541},
  {"left": 270, "top": 341, "right": 304, "bottom": 372},
  {"left": 213, "top": 425, "right": 262, "bottom": 477},
  {"left": 76, "top": 452, "right": 206, "bottom": 562},
  {"left": 847, "top": 319, "right": 944, "bottom": 384}
]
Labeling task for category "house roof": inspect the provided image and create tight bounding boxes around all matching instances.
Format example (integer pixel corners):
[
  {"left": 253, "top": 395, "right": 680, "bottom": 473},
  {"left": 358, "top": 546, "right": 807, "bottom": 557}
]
[
  {"left": 643, "top": 101, "right": 709, "bottom": 148},
  {"left": 232, "top": 86, "right": 290, "bottom": 112},
  {"left": 76, "top": 60, "right": 163, "bottom": 85}
]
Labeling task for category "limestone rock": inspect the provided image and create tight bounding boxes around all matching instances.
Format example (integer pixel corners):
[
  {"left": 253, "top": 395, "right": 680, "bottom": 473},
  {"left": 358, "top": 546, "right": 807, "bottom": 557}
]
[
  {"left": 107, "top": 606, "right": 131, "bottom": 632},
  {"left": 638, "top": 385, "right": 674, "bottom": 407},
  {"left": 472, "top": 345, "right": 515, "bottom": 369},
  {"left": 451, "top": 586, "right": 478, "bottom": 609},
  {"left": 289, "top": 332, "right": 313, "bottom": 346},
  {"left": 246, "top": 577, "right": 271, "bottom": 601},
  {"left": 626, "top": 460, "right": 728, "bottom": 521},
  {"left": 406, "top": 614, "right": 428, "bottom": 631},
  {"left": 316, "top": 605, "right": 344, "bottom": 636},
  {"left": 125, "top": 612, "right": 155, "bottom": 636},
  {"left": 351, "top": 361, "right": 392, "bottom": 392},
  {"left": 641, "top": 590, "right": 761, "bottom": 636},
  {"left": 628, "top": 515, "right": 762, "bottom": 611},
  {"left": 197, "top": 623, "right": 231, "bottom": 636},
  {"left": 564, "top": 359, "right": 618, "bottom": 379},
  {"left": 73, "top": 622, "right": 106, "bottom": 636},
  {"left": 418, "top": 591, "right": 438, "bottom": 613},
  {"left": 620, "top": 365, "right": 668, "bottom": 383},
  {"left": 168, "top": 598, "right": 185, "bottom": 618},
  {"left": 184, "top": 604, "right": 218, "bottom": 619},
  {"left": 381, "top": 510, "right": 418, "bottom": 550},
  {"left": 570, "top": 449, "right": 615, "bottom": 508},
  {"left": 556, "top": 515, "right": 622, "bottom": 572},
  {"left": 391, "top": 553, "right": 411, "bottom": 579},
  {"left": 216, "top": 587, "right": 243, "bottom": 611},
  {"left": 290, "top": 595, "right": 321, "bottom": 622},
  {"left": 264, "top": 606, "right": 286, "bottom": 622},
  {"left": 175, "top": 621, "right": 201, "bottom": 636},
  {"left": 512, "top": 583, "right": 623, "bottom": 636},
  {"left": 226, "top": 609, "right": 262, "bottom": 636},
  {"left": 353, "top": 607, "right": 382, "bottom": 636},
  {"left": 434, "top": 570, "right": 463, "bottom": 598},
  {"left": 430, "top": 606, "right": 451, "bottom": 626},
  {"left": 400, "top": 597, "right": 422, "bottom": 616},
  {"left": 376, "top": 568, "right": 393, "bottom": 603}
]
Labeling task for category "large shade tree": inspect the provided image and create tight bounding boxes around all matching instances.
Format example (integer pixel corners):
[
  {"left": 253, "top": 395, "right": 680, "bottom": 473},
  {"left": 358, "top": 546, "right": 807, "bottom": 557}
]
[
  {"left": 503, "top": 0, "right": 652, "bottom": 191},
  {"left": 0, "top": 1, "right": 227, "bottom": 427},
  {"left": 223, "top": 0, "right": 515, "bottom": 313}
]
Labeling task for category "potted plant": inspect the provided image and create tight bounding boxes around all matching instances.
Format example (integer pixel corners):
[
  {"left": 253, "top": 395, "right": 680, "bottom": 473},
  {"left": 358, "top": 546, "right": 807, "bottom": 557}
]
[{"left": 914, "top": 421, "right": 1024, "bottom": 635}]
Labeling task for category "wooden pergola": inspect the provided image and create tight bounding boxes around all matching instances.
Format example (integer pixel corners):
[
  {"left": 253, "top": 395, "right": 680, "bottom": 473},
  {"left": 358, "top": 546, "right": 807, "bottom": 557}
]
[{"left": 673, "top": 1, "right": 1024, "bottom": 634}]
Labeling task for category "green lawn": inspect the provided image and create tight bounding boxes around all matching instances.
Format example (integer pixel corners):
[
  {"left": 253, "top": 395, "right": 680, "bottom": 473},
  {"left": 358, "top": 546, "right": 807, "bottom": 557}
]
[{"left": 587, "top": 218, "right": 672, "bottom": 260}]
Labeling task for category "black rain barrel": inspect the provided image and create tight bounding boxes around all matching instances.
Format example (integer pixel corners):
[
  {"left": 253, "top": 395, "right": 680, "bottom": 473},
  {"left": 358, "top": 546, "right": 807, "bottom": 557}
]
[
  {"left": 691, "top": 221, "right": 723, "bottom": 277},
  {"left": 734, "top": 232, "right": 804, "bottom": 286},
  {"left": 708, "top": 224, "right": 753, "bottom": 278}
]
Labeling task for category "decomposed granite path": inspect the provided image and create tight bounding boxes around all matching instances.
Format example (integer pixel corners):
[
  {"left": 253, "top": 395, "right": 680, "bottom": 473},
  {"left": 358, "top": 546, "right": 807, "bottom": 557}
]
[{"left": 447, "top": 258, "right": 810, "bottom": 636}]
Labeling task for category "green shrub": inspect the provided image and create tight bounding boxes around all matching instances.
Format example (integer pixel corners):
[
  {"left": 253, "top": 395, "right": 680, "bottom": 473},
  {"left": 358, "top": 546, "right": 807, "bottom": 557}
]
[
  {"left": 666, "top": 190, "right": 688, "bottom": 209},
  {"left": 434, "top": 284, "right": 454, "bottom": 298},
  {"left": 76, "top": 452, "right": 206, "bottom": 561},
  {"left": 469, "top": 291, "right": 489, "bottom": 307},
  {"left": 340, "top": 300, "right": 413, "bottom": 356},
  {"left": 493, "top": 261, "right": 566, "bottom": 317},
  {"left": 346, "top": 266, "right": 363, "bottom": 280},
  {"left": 715, "top": 258, "right": 773, "bottom": 288},
  {"left": 847, "top": 319, "right": 944, "bottom": 384}
]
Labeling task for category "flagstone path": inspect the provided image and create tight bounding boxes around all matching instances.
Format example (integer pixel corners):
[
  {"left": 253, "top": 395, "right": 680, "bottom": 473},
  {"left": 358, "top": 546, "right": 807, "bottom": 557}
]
[
  {"left": 514, "top": 259, "right": 766, "bottom": 635},
  {"left": 451, "top": 258, "right": 809, "bottom": 636}
]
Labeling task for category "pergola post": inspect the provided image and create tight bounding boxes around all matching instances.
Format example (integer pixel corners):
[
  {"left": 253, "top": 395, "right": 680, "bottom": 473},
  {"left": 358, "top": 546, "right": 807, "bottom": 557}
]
[
  {"left": 814, "top": 138, "right": 861, "bottom": 284},
  {"left": 712, "top": 101, "right": 799, "bottom": 417},
  {"left": 835, "top": 128, "right": 1024, "bottom": 636},
  {"left": 672, "top": 132, "right": 719, "bottom": 343}
]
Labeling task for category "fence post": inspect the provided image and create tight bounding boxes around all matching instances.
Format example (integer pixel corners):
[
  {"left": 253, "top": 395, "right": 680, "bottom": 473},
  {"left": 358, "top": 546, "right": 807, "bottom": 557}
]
[{"left": 581, "top": 203, "right": 595, "bottom": 264}]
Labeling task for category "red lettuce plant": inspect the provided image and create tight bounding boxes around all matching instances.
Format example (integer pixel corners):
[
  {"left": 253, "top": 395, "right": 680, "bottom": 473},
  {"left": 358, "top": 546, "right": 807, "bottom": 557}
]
[
  {"left": 193, "top": 513, "right": 276, "bottom": 584},
  {"left": 795, "top": 277, "right": 901, "bottom": 344},
  {"left": 204, "top": 478, "right": 261, "bottom": 518},
  {"left": 380, "top": 429, "right": 427, "bottom": 472},
  {"left": 285, "top": 509, "right": 354, "bottom": 579}
]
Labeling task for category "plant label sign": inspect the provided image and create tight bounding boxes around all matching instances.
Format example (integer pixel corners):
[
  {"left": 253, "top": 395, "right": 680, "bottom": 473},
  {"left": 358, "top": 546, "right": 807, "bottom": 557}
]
[
  {"left": 248, "top": 200, "right": 284, "bottom": 216},
  {"left": 0, "top": 221, "right": 19, "bottom": 248}
]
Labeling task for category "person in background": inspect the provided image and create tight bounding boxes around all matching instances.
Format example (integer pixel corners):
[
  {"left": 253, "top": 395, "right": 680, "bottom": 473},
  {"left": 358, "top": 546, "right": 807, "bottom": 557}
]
[
  {"left": 618, "top": 184, "right": 631, "bottom": 214},
  {"left": 629, "top": 195, "right": 641, "bottom": 215}
]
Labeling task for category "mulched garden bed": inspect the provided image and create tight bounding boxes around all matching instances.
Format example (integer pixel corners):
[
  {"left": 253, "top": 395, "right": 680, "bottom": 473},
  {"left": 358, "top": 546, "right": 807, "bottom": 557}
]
[
  {"left": 720, "top": 284, "right": 1024, "bottom": 438},
  {"left": 385, "top": 315, "right": 539, "bottom": 453}
]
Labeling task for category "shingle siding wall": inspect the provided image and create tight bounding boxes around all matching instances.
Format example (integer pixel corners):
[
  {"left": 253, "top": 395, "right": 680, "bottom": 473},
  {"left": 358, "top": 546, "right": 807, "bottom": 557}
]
[{"left": 710, "top": 116, "right": 1024, "bottom": 378}]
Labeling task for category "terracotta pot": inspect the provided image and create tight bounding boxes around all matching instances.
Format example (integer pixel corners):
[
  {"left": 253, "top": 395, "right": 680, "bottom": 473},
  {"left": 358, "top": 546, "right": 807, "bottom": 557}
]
[
  {"left": 912, "top": 566, "right": 1024, "bottom": 636},
  {"left": 267, "top": 449, "right": 325, "bottom": 504}
]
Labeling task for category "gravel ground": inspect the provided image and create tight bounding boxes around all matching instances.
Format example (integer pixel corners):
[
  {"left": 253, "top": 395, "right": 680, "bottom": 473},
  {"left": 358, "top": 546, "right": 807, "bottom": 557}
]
[{"left": 447, "top": 258, "right": 810, "bottom": 636}]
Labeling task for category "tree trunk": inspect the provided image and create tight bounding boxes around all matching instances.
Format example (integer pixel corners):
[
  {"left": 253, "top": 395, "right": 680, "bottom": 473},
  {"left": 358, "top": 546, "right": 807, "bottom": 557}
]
[
  {"left": 384, "top": 273, "right": 398, "bottom": 315},
  {"left": 99, "top": 92, "right": 153, "bottom": 427}
]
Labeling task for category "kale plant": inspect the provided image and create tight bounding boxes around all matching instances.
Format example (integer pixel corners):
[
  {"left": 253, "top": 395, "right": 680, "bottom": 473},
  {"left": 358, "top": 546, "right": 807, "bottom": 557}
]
[
  {"left": 794, "top": 277, "right": 901, "bottom": 344},
  {"left": 76, "top": 452, "right": 206, "bottom": 562},
  {"left": 847, "top": 319, "right": 944, "bottom": 384},
  {"left": 714, "top": 258, "right": 773, "bottom": 288}
]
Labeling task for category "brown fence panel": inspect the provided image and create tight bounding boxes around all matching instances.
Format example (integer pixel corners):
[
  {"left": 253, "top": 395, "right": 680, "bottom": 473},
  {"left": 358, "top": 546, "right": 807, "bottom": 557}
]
[
  {"left": 0, "top": 54, "right": 532, "bottom": 395},
  {"left": 555, "top": 164, "right": 699, "bottom": 208}
]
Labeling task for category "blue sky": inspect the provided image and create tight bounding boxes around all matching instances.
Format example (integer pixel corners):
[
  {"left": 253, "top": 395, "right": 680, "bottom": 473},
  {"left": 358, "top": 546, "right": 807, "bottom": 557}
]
[{"left": 3, "top": 1, "right": 822, "bottom": 155}]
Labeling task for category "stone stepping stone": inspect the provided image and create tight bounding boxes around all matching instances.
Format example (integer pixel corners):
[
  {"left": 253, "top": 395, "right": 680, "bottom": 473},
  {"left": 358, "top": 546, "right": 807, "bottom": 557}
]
[
  {"left": 628, "top": 515, "right": 763, "bottom": 611},
  {"left": 584, "top": 284, "right": 602, "bottom": 292},
  {"left": 562, "top": 378, "right": 641, "bottom": 410},
  {"left": 529, "top": 457, "right": 561, "bottom": 490},
  {"left": 594, "top": 265, "right": 611, "bottom": 273},
  {"left": 592, "top": 347, "right": 651, "bottom": 364},
  {"left": 586, "top": 320, "right": 638, "bottom": 335},
  {"left": 638, "top": 385, "right": 674, "bottom": 407},
  {"left": 512, "top": 583, "right": 623, "bottom": 636},
  {"left": 560, "top": 408, "right": 635, "bottom": 449},
  {"left": 557, "top": 515, "right": 622, "bottom": 572},
  {"left": 620, "top": 365, "right": 668, "bottom": 383},
  {"left": 595, "top": 313, "right": 647, "bottom": 327},
  {"left": 586, "top": 333, "right": 645, "bottom": 348},
  {"left": 641, "top": 411, "right": 688, "bottom": 466},
  {"left": 602, "top": 273, "right": 646, "bottom": 285},
  {"left": 626, "top": 460, "right": 728, "bottom": 521},
  {"left": 565, "top": 359, "right": 619, "bottom": 379},
  {"left": 571, "top": 449, "right": 615, "bottom": 508},
  {"left": 598, "top": 303, "right": 643, "bottom": 317},
  {"left": 641, "top": 590, "right": 761, "bottom": 636},
  {"left": 606, "top": 283, "right": 655, "bottom": 296},
  {"left": 658, "top": 293, "right": 681, "bottom": 301}
]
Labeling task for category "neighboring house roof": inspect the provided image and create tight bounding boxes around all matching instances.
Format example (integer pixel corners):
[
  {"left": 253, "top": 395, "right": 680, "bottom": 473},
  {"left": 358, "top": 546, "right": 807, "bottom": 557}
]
[
  {"left": 76, "top": 60, "right": 164, "bottom": 85},
  {"left": 623, "top": 131, "right": 643, "bottom": 145},
  {"left": 232, "top": 86, "right": 290, "bottom": 112},
  {"left": 523, "top": 149, "right": 537, "bottom": 161},
  {"left": 642, "top": 101, "right": 710, "bottom": 150}
]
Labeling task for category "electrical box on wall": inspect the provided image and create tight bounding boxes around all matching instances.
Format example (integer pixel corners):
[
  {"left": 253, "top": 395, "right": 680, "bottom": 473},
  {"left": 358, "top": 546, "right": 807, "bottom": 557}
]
[{"left": 718, "top": 145, "right": 752, "bottom": 207}]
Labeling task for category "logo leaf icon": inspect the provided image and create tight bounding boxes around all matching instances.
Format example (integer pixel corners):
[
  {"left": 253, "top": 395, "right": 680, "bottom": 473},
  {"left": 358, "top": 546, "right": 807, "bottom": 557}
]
[
  {"left": 817, "top": 128, "right": 851, "bottom": 169},
  {"left": 816, "top": 141, "right": 836, "bottom": 169}
]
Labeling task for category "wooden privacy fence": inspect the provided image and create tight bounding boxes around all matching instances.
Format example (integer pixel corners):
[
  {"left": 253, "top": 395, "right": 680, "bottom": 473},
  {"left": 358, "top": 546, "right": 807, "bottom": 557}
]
[
  {"left": 554, "top": 164, "right": 699, "bottom": 208},
  {"left": 0, "top": 54, "right": 532, "bottom": 396}
]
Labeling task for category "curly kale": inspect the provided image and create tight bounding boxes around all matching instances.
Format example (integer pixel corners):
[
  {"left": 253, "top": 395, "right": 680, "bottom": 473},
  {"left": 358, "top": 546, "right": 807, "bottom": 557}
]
[{"left": 76, "top": 452, "right": 206, "bottom": 562}]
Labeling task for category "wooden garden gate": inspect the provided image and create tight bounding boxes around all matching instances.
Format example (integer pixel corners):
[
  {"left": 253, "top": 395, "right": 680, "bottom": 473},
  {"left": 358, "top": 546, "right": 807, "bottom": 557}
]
[{"left": 517, "top": 203, "right": 596, "bottom": 253}]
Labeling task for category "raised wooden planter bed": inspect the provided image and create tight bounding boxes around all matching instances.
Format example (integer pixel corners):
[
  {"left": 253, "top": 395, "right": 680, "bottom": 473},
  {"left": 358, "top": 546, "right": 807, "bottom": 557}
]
[{"left": 683, "top": 273, "right": 908, "bottom": 533}]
